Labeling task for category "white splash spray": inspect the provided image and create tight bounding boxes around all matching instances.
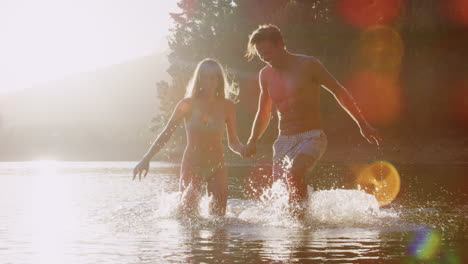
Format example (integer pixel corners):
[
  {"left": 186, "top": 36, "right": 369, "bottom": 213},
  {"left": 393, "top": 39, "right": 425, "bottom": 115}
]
[
  {"left": 237, "top": 181, "right": 300, "bottom": 227},
  {"left": 306, "top": 188, "right": 396, "bottom": 225},
  {"left": 149, "top": 179, "right": 398, "bottom": 228},
  {"left": 235, "top": 181, "right": 398, "bottom": 227}
]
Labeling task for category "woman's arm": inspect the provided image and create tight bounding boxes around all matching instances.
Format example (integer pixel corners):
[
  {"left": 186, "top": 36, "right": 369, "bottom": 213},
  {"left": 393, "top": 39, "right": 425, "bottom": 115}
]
[
  {"left": 133, "top": 99, "right": 191, "bottom": 180},
  {"left": 225, "top": 99, "right": 245, "bottom": 156}
]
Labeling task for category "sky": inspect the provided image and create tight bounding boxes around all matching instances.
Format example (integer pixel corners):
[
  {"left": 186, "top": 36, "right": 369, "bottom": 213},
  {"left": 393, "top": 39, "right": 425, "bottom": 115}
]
[{"left": 0, "top": 0, "right": 178, "bottom": 93}]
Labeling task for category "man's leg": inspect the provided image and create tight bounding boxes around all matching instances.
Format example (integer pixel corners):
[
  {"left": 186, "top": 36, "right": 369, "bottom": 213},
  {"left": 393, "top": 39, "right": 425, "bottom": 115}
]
[{"left": 286, "top": 154, "right": 320, "bottom": 218}]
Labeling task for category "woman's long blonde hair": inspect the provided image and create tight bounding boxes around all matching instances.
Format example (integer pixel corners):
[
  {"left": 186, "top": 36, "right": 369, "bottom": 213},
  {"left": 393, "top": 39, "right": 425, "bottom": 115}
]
[{"left": 185, "top": 58, "right": 237, "bottom": 100}]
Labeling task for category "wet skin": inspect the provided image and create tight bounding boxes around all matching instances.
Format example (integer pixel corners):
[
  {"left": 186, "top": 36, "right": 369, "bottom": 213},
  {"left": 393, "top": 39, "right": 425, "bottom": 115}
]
[
  {"left": 180, "top": 99, "right": 228, "bottom": 216},
  {"left": 247, "top": 40, "right": 381, "bottom": 218},
  {"left": 262, "top": 55, "right": 323, "bottom": 135},
  {"left": 262, "top": 54, "right": 325, "bottom": 218},
  {"left": 133, "top": 67, "right": 243, "bottom": 217}
]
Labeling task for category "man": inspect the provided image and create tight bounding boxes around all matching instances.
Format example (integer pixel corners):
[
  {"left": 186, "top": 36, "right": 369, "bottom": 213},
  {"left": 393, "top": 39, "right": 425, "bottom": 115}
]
[{"left": 243, "top": 24, "right": 381, "bottom": 218}]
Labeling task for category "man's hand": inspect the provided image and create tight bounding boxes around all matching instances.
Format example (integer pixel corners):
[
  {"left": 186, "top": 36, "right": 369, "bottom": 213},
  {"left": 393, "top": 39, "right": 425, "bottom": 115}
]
[
  {"left": 360, "top": 124, "right": 382, "bottom": 146},
  {"left": 133, "top": 157, "right": 150, "bottom": 181},
  {"left": 243, "top": 141, "right": 257, "bottom": 158}
]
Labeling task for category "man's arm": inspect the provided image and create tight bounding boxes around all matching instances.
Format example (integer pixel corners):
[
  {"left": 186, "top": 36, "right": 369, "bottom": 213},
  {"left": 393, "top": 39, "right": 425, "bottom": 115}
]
[
  {"left": 311, "top": 59, "right": 382, "bottom": 145},
  {"left": 245, "top": 68, "right": 273, "bottom": 157}
]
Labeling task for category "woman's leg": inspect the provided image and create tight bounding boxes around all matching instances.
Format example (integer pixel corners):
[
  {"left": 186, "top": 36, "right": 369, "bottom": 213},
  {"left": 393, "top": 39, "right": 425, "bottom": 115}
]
[
  {"left": 179, "top": 165, "right": 202, "bottom": 217},
  {"left": 206, "top": 166, "right": 228, "bottom": 216}
]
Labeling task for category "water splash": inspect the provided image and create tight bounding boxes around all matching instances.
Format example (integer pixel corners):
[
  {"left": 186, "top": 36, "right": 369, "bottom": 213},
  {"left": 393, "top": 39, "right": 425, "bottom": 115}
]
[
  {"left": 237, "top": 181, "right": 300, "bottom": 227},
  {"left": 152, "top": 190, "right": 227, "bottom": 229},
  {"left": 118, "top": 181, "right": 399, "bottom": 230},
  {"left": 236, "top": 181, "right": 399, "bottom": 228},
  {"left": 307, "top": 188, "right": 397, "bottom": 226},
  {"left": 154, "top": 191, "right": 182, "bottom": 218}
]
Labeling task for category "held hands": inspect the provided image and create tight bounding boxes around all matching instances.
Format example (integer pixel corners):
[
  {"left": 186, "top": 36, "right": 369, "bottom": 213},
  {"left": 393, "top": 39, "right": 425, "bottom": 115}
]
[
  {"left": 133, "top": 157, "right": 150, "bottom": 181},
  {"left": 360, "top": 123, "right": 382, "bottom": 146},
  {"left": 242, "top": 140, "right": 257, "bottom": 158}
]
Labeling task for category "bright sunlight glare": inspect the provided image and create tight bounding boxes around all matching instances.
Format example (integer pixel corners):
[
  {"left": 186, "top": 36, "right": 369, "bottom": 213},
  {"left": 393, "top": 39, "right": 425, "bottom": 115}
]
[{"left": 0, "top": 0, "right": 178, "bottom": 93}]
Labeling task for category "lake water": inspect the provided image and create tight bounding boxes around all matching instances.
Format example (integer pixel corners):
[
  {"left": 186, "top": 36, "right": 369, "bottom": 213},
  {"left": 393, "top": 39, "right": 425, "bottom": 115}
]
[{"left": 0, "top": 161, "right": 466, "bottom": 263}]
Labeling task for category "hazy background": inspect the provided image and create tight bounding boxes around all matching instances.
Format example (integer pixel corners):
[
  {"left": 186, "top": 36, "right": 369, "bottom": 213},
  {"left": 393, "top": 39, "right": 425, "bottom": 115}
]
[
  {"left": 1, "top": 0, "right": 177, "bottom": 160},
  {"left": 1, "top": 0, "right": 467, "bottom": 163}
]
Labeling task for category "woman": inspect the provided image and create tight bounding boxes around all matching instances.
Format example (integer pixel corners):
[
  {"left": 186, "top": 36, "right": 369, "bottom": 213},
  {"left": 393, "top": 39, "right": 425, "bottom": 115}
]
[{"left": 133, "top": 59, "right": 245, "bottom": 216}]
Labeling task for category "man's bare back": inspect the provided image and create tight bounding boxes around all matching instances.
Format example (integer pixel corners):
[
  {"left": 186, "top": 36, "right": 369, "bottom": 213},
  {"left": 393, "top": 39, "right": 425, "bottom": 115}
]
[{"left": 262, "top": 55, "right": 322, "bottom": 135}]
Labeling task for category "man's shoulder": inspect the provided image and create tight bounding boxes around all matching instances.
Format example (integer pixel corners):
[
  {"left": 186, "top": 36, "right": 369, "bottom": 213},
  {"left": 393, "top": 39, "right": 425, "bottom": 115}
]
[
  {"left": 259, "top": 65, "right": 274, "bottom": 82},
  {"left": 294, "top": 54, "right": 321, "bottom": 66},
  {"left": 259, "top": 65, "right": 273, "bottom": 75},
  {"left": 293, "top": 54, "right": 325, "bottom": 75}
]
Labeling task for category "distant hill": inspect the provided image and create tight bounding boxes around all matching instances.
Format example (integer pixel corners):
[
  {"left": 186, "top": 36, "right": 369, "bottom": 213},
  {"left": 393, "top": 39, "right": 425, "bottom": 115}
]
[{"left": 0, "top": 52, "right": 170, "bottom": 161}]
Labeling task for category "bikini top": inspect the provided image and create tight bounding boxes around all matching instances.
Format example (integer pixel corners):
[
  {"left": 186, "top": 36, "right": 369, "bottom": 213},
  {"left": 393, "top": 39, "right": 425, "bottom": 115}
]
[{"left": 186, "top": 106, "right": 225, "bottom": 133}]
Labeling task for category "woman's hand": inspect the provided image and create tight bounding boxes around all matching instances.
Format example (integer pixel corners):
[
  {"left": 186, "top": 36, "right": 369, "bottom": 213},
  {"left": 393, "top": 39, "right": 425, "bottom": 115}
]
[
  {"left": 133, "top": 157, "right": 150, "bottom": 181},
  {"left": 243, "top": 141, "right": 257, "bottom": 158},
  {"left": 236, "top": 143, "right": 247, "bottom": 157}
]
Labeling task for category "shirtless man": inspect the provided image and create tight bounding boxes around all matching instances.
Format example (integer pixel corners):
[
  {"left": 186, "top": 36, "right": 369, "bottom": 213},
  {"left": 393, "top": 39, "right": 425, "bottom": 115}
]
[{"left": 243, "top": 24, "right": 382, "bottom": 218}]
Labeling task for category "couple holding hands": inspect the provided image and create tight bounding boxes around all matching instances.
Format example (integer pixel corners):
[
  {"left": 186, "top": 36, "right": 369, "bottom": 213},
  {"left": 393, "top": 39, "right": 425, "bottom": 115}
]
[{"left": 133, "top": 25, "right": 381, "bottom": 218}]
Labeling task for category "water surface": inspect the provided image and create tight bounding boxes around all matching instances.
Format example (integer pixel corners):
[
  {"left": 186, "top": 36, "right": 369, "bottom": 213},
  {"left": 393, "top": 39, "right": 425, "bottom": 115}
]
[{"left": 0, "top": 161, "right": 466, "bottom": 263}]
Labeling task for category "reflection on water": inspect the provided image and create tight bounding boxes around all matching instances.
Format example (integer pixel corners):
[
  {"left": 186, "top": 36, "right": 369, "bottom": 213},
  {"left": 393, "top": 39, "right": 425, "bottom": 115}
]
[
  {"left": 0, "top": 162, "right": 466, "bottom": 263},
  {"left": 28, "top": 161, "right": 78, "bottom": 264}
]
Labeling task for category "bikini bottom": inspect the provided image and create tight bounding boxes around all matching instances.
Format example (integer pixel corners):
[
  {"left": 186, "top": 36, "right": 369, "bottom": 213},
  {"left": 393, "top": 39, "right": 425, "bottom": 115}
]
[{"left": 188, "top": 163, "right": 224, "bottom": 183}]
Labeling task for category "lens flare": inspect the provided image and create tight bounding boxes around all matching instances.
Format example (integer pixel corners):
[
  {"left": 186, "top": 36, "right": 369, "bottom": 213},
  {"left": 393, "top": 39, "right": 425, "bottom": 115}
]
[
  {"left": 355, "top": 161, "right": 400, "bottom": 206},
  {"left": 443, "top": 0, "right": 468, "bottom": 26},
  {"left": 337, "top": 0, "right": 404, "bottom": 28},
  {"left": 345, "top": 70, "right": 403, "bottom": 126},
  {"left": 407, "top": 227, "right": 442, "bottom": 261},
  {"left": 355, "top": 26, "right": 404, "bottom": 72}
]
